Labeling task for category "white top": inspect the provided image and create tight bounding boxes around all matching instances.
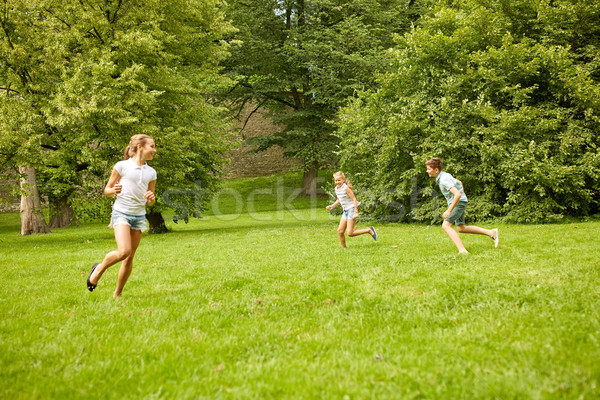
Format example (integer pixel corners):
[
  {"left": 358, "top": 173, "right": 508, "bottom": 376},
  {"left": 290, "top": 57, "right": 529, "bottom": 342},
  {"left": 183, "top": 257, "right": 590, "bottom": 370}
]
[
  {"left": 335, "top": 183, "right": 355, "bottom": 211},
  {"left": 113, "top": 158, "right": 157, "bottom": 216}
]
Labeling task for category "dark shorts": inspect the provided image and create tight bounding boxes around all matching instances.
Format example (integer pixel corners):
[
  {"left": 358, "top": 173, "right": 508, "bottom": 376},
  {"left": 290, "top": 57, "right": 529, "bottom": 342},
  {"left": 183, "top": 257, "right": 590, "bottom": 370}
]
[{"left": 444, "top": 202, "right": 467, "bottom": 225}]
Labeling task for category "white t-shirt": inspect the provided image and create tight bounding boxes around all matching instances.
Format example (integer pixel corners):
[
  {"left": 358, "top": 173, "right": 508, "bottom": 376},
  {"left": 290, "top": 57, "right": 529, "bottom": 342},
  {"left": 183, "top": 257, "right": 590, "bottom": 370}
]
[{"left": 113, "top": 158, "right": 157, "bottom": 216}]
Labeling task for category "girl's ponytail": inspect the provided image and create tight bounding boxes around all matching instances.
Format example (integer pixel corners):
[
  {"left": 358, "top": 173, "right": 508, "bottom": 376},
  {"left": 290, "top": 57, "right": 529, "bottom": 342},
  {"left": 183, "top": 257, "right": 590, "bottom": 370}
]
[
  {"left": 122, "top": 145, "right": 132, "bottom": 160},
  {"left": 122, "top": 134, "right": 153, "bottom": 160}
]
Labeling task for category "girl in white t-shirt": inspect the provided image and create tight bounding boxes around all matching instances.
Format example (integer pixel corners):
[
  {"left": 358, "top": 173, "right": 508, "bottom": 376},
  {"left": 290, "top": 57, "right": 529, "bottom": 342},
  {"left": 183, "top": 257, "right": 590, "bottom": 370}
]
[
  {"left": 326, "top": 171, "right": 377, "bottom": 248},
  {"left": 87, "top": 134, "right": 157, "bottom": 297}
]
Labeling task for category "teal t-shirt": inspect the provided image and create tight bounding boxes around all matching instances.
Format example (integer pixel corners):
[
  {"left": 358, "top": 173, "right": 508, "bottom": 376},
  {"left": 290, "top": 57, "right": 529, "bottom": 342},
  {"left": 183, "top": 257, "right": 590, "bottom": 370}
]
[{"left": 436, "top": 171, "right": 468, "bottom": 206}]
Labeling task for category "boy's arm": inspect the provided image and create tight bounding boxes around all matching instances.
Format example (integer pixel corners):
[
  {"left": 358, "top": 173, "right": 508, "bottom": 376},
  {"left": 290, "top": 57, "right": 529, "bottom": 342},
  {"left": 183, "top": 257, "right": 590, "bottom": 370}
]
[{"left": 442, "top": 187, "right": 462, "bottom": 219}]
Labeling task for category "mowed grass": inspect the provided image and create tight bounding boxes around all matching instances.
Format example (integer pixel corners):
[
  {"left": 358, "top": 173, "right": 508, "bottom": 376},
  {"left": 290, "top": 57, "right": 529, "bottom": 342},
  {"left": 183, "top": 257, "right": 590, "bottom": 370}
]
[{"left": 1, "top": 173, "right": 599, "bottom": 399}]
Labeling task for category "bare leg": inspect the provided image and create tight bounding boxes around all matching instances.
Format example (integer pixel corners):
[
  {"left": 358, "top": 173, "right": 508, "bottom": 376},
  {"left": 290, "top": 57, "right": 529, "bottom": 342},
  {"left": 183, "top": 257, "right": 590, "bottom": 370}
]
[
  {"left": 114, "top": 229, "right": 142, "bottom": 297},
  {"left": 442, "top": 220, "right": 467, "bottom": 253},
  {"left": 337, "top": 218, "right": 348, "bottom": 248},
  {"left": 89, "top": 225, "right": 133, "bottom": 286},
  {"left": 346, "top": 219, "right": 374, "bottom": 237},
  {"left": 456, "top": 225, "right": 493, "bottom": 237}
]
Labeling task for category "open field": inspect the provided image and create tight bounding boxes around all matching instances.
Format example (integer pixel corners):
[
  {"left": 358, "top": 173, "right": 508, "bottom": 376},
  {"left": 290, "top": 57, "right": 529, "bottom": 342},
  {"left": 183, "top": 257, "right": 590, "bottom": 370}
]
[{"left": 1, "top": 174, "right": 599, "bottom": 399}]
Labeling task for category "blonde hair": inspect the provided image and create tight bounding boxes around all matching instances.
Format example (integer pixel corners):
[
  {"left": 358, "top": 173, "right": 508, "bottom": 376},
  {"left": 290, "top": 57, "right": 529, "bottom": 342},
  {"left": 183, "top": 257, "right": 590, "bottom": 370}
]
[
  {"left": 123, "top": 134, "right": 153, "bottom": 160},
  {"left": 333, "top": 171, "right": 353, "bottom": 189}
]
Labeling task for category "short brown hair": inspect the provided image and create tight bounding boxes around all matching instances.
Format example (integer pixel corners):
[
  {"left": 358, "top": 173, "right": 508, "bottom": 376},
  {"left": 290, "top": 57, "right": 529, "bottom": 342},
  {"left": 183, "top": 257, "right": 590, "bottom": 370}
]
[{"left": 425, "top": 157, "right": 442, "bottom": 171}]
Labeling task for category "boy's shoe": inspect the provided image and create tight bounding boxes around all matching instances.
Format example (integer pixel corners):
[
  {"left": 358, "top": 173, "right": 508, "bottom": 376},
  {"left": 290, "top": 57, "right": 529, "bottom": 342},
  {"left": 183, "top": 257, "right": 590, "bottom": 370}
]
[
  {"left": 370, "top": 227, "right": 377, "bottom": 241},
  {"left": 458, "top": 249, "right": 469, "bottom": 255},
  {"left": 491, "top": 228, "right": 499, "bottom": 248}
]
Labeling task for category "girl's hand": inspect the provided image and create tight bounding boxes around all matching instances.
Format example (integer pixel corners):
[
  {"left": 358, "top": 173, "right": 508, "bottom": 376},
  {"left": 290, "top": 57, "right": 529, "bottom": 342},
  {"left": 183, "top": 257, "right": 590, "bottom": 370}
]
[
  {"left": 326, "top": 205, "right": 333, "bottom": 211},
  {"left": 144, "top": 191, "right": 155, "bottom": 204},
  {"left": 442, "top": 209, "right": 451, "bottom": 219},
  {"left": 353, "top": 211, "right": 358, "bottom": 220},
  {"left": 113, "top": 184, "right": 122, "bottom": 195}
]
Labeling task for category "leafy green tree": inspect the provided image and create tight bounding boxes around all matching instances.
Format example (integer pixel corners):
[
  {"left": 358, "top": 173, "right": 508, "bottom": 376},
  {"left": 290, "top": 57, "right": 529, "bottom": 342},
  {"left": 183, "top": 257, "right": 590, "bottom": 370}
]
[
  {"left": 0, "top": 1, "right": 54, "bottom": 234},
  {"left": 337, "top": 0, "right": 600, "bottom": 223},
  {"left": 0, "top": 0, "right": 234, "bottom": 234},
  {"left": 221, "top": 0, "right": 423, "bottom": 195}
]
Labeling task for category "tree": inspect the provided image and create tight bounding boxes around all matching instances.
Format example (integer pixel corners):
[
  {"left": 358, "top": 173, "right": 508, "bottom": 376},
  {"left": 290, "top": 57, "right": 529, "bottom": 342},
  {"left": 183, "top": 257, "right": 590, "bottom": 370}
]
[
  {"left": 337, "top": 0, "right": 600, "bottom": 223},
  {"left": 220, "top": 0, "right": 423, "bottom": 195},
  {"left": 0, "top": 1, "right": 53, "bottom": 234},
  {"left": 0, "top": 0, "right": 235, "bottom": 233}
]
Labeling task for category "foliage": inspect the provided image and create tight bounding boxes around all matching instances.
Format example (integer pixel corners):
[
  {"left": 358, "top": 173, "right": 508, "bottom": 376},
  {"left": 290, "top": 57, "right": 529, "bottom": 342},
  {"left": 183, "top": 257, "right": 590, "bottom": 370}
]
[
  {"left": 337, "top": 0, "right": 600, "bottom": 223},
  {"left": 220, "top": 0, "right": 427, "bottom": 174},
  {"left": 0, "top": 0, "right": 235, "bottom": 225},
  {"left": 71, "top": 194, "right": 114, "bottom": 224}
]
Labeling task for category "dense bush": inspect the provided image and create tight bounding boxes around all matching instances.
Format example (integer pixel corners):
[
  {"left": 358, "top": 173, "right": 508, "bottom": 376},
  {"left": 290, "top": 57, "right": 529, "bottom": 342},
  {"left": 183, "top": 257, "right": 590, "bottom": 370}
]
[{"left": 337, "top": 0, "right": 600, "bottom": 223}]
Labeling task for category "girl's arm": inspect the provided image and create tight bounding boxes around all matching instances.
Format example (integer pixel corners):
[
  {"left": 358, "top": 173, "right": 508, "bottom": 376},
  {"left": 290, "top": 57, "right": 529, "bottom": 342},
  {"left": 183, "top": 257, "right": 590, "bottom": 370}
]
[
  {"left": 345, "top": 186, "right": 359, "bottom": 219},
  {"left": 326, "top": 199, "right": 340, "bottom": 211},
  {"left": 144, "top": 180, "right": 156, "bottom": 206},
  {"left": 104, "top": 169, "right": 122, "bottom": 196}
]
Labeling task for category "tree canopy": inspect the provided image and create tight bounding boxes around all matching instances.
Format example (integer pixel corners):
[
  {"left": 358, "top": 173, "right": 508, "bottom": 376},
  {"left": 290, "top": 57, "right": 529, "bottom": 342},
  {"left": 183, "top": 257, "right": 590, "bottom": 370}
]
[
  {"left": 0, "top": 0, "right": 235, "bottom": 232},
  {"left": 220, "top": 0, "right": 425, "bottom": 194},
  {"left": 337, "top": 0, "right": 600, "bottom": 222},
  {"left": 2, "top": 0, "right": 599, "bottom": 230}
]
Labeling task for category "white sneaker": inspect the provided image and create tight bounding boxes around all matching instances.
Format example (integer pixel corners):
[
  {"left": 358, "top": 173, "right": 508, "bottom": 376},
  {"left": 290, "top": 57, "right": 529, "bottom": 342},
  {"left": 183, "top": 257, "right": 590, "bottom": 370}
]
[
  {"left": 491, "top": 228, "right": 499, "bottom": 248},
  {"left": 458, "top": 249, "right": 469, "bottom": 255}
]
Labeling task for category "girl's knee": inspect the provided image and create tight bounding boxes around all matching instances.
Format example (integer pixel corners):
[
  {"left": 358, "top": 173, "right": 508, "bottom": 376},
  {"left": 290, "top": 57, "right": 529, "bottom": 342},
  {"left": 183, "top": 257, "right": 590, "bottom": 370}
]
[
  {"left": 456, "top": 225, "right": 466, "bottom": 233},
  {"left": 337, "top": 229, "right": 346, "bottom": 236},
  {"left": 117, "top": 249, "right": 132, "bottom": 260}
]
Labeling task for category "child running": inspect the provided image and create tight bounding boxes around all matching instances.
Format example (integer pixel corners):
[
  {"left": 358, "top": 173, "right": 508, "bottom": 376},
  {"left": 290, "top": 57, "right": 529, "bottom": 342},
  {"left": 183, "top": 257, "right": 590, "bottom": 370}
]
[
  {"left": 87, "top": 134, "right": 157, "bottom": 297},
  {"left": 426, "top": 157, "right": 498, "bottom": 254},
  {"left": 326, "top": 171, "right": 377, "bottom": 248}
]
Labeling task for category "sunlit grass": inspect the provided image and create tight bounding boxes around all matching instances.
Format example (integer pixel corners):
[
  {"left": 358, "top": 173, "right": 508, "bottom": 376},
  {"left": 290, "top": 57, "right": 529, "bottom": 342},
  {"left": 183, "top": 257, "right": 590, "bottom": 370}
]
[{"left": 1, "top": 174, "right": 599, "bottom": 399}]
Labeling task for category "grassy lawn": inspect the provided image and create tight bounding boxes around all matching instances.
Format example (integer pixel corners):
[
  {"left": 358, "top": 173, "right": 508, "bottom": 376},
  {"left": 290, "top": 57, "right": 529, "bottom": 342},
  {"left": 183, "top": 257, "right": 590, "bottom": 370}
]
[{"left": 1, "top": 173, "right": 599, "bottom": 399}]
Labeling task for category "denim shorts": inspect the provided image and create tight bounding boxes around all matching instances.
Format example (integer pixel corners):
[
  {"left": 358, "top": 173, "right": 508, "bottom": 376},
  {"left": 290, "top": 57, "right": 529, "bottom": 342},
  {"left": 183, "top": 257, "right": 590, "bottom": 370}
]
[
  {"left": 112, "top": 209, "right": 147, "bottom": 232},
  {"left": 444, "top": 202, "right": 467, "bottom": 226},
  {"left": 342, "top": 206, "right": 356, "bottom": 220}
]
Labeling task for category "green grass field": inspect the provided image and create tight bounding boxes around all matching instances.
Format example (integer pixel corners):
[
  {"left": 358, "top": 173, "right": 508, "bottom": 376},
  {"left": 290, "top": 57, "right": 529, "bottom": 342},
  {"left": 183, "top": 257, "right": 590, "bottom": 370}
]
[{"left": 1, "top": 173, "right": 599, "bottom": 399}]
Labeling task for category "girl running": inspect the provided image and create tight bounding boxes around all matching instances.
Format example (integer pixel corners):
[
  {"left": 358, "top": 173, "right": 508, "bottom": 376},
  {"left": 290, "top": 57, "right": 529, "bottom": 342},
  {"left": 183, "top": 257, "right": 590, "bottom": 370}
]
[
  {"left": 87, "top": 134, "right": 157, "bottom": 297},
  {"left": 326, "top": 171, "right": 377, "bottom": 248}
]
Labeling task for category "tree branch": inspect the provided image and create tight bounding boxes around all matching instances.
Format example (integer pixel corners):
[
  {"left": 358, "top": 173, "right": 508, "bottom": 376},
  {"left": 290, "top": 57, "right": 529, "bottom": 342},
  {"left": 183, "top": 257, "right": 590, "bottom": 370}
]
[
  {"left": 110, "top": 0, "right": 124, "bottom": 24},
  {"left": 0, "top": 84, "right": 19, "bottom": 95},
  {"left": 90, "top": 27, "right": 105, "bottom": 44},
  {"left": 43, "top": 8, "right": 72, "bottom": 29},
  {"left": 240, "top": 100, "right": 267, "bottom": 138}
]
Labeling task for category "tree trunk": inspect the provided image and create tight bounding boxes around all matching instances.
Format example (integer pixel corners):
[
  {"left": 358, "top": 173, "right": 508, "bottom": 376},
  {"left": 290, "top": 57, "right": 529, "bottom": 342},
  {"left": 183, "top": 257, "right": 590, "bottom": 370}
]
[
  {"left": 49, "top": 195, "right": 78, "bottom": 228},
  {"left": 19, "top": 167, "right": 51, "bottom": 235},
  {"left": 301, "top": 162, "right": 319, "bottom": 197},
  {"left": 146, "top": 210, "right": 169, "bottom": 234}
]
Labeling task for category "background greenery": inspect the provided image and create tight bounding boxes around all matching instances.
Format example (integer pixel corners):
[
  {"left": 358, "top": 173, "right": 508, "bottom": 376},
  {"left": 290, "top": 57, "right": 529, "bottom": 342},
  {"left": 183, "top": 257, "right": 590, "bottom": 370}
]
[
  {"left": 3, "top": 0, "right": 599, "bottom": 230},
  {"left": 337, "top": 0, "right": 600, "bottom": 222},
  {"left": 219, "top": 0, "right": 427, "bottom": 184},
  {"left": 0, "top": 0, "right": 234, "bottom": 229},
  {"left": 1, "top": 174, "right": 599, "bottom": 399}
]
